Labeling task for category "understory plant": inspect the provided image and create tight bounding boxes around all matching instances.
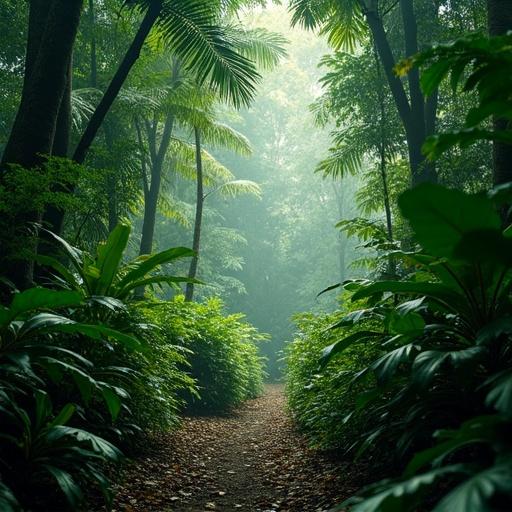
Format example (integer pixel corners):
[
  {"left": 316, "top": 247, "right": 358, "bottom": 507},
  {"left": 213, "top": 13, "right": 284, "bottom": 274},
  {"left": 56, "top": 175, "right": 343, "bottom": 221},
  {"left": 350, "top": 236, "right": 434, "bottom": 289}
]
[
  {"left": 285, "top": 303, "right": 381, "bottom": 450},
  {"left": 0, "top": 286, "right": 138, "bottom": 510},
  {"left": 140, "top": 296, "right": 267, "bottom": 413},
  {"left": 323, "top": 183, "right": 512, "bottom": 511}
]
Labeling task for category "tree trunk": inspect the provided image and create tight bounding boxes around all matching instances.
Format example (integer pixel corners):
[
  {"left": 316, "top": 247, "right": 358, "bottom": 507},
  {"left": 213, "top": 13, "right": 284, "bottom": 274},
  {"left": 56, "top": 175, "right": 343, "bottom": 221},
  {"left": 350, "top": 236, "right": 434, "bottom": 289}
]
[
  {"left": 1, "top": 0, "right": 83, "bottom": 289},
  {"left": 364, "top": 4, "right": 437, "bottom": 185},
  {"left": 88, "top": 0, "right": 97, "bottom": 89},
  {"left": 139, "top": 114, "right": 174, "bottom": 255},
  {"left": 185, "top": 127, "right": 204, "bottom": 302},
  {"left": 73, "top": 0, "right": 162, "bottom": 164},
  {"left": 488, "top": 0, "right": 512, "bottom": 186},
  {"left": 2, "top": 0, "right": 83, "bottom": 171},
  {"left": 40, "top": 56, "right": 73, "bottom": 239}
]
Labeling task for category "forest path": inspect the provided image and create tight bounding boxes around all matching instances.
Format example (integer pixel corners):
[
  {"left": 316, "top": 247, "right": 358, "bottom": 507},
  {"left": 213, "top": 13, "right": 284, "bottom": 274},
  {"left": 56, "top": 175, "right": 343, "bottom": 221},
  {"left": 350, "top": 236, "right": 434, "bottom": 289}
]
[{"left": 112, "top": 385, "right": 363, "bottom": 512}]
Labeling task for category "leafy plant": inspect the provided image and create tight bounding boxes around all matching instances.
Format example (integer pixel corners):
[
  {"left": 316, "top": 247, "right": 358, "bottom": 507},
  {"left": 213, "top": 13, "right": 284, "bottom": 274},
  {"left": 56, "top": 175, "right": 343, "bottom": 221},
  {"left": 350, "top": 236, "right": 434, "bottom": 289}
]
[
  {"left": 38, "top": 223, "right": 195, "bottom": 300},
  {"left": 322, "top": 183, "right": 512, "bottom": 510},
  {"left": 399, "top": 32, "right": 512, "bottom": 159},
  {"left": 0, "top": 286, "right": 142, "bottom": 509},
  {"left": 285, "top": 304, "right": 381, "bottom": 450},
  {"left": 141, "top": 296, "right": 267, "bottom": 413}
]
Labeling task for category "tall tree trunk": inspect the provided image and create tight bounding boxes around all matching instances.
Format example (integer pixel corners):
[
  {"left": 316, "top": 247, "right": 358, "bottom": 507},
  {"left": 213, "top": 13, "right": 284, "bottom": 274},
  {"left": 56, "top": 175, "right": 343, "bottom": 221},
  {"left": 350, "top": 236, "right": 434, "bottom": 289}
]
[
  {"left": 364, "top": 3, "right": 437, "bottom": 185},
  {"left": 88, "top": 0, "right": 97, "bottom": 89},
  {"left": 0, "top": 0, "right": 83, "bottom": 289},
  {"left": 139, "top": 114, "right": 174, "bottom": 255},
  {"left": 104, "top": 121, "right": 119, "bottom": 232},
  {"left": 185, "top": 127, "right": 204, "bottom": 302},
  {"left": 2, "top": 0, "right": 82, "bottom": 170},
  {"left": 73, "top": 0, "right": 162, "bottom": 164},
  {"left": 488, "top": 0, "right": 512, "bottom": 186}
]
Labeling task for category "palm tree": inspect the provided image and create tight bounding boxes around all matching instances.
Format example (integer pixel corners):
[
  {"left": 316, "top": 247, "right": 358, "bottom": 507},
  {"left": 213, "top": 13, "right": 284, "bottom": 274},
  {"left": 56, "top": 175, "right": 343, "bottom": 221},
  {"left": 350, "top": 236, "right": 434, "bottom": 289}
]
[{"left": 73, "top": 0, "right": 264, "bottom": 165}]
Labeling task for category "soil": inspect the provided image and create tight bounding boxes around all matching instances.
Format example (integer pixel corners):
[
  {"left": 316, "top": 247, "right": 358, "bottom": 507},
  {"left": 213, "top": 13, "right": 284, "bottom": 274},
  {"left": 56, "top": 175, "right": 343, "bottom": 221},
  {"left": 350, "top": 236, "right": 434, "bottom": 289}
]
[{"left": 109, "top": 384, "right": 370, "bottom": 512}]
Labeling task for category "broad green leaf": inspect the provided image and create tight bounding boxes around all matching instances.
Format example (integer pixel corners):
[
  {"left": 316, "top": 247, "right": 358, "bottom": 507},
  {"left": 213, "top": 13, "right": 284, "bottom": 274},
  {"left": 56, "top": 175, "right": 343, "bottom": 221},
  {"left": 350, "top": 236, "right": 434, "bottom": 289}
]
[
  {"left": 413, "top": 347, "right": 486, "bottom": 388},
  {"left": 388, "top": 311, "right": 425, "bottom": 335},
  {"left": 405, "top": 415, "right": 504, "bottom": 477},
  {"left": 117, "top": 247, "right": 195, "bottom": 290},
  {"left": 340, "top": 465, "right": 468, "bottom": 512},
  {"left": 101, "top": 387, "right": 122, "bottom": 421},
  {"left": 44, "top": 465, "right": 83, "bottom": 508},
  {"left": 352, "top": 280, "right": 458, "bottom": 306},
  {"left": 484, "top": 369, "right": 512, "bottom": 417},
  {"left": 433, "top": 460, "right": 512, "bottom": 512},
  {"left": 95, "top": 224, "right": 131, "bottom": 295},
  {"left": 50, "top": 404, "right": 76, "bottom": 428},
  {"left": 321, "top": 331, "right": 381, "bottom": 366},
  {"left": 398, "top": 184, "right": 501, "bottom": 258},
  {"left": 10, "top": 288, "right": 82, "bottom": 318},
  {"left": 372, "top": 344, "right": 419, "bottom": 385}
]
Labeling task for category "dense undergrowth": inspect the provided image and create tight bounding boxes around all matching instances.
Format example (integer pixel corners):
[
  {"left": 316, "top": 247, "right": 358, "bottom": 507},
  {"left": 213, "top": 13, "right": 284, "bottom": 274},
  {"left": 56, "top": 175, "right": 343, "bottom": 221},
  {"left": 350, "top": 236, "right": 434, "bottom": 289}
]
[
  {"left": 286, "top": 31, "right": 512, "bottom": 511},
  {"left": 0, "top": 227, "right": 266, "bottom": 511}
]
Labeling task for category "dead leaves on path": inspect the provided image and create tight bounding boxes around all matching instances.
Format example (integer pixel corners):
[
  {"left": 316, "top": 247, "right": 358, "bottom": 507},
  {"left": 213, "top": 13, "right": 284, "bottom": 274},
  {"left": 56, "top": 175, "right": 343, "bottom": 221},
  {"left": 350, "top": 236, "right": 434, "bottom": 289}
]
[{"left": 109, "top": 385, "right": 368, "bottom": 512}]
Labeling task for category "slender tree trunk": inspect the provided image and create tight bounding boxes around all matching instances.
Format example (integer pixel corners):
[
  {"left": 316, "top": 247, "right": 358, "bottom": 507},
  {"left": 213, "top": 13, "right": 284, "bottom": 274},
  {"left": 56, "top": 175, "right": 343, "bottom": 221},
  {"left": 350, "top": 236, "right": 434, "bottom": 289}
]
[
  {"left": 0, "top": 0, "right": 83, "bottom": 289},
  {"left": 89, "top": 0, "right": 97, "bottom": 89},
  {"left": 185, "top": 127, "right": 204, "bottom": 302},
  {"left": 364, "top": 3, "right": 437, "bottom": 185},
  {"left": 487, "top": 0, "right": 512, "bottom": 186},
  {"left": 73, "top": 0, "right": 162, "bottom": 164},
  {"left": 139, "top": 114, "right": 174, "bottom": 255}
]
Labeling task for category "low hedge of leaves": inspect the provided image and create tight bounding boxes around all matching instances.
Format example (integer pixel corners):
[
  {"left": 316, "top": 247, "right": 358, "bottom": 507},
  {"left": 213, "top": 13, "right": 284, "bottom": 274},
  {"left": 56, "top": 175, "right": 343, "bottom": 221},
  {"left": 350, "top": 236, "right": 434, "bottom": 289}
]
[
  {"left": 285, "top": 302, "right": 381, "bottom": 451},
  {"left": 140, "top": 296, "right": 267, "bottom": 413}
]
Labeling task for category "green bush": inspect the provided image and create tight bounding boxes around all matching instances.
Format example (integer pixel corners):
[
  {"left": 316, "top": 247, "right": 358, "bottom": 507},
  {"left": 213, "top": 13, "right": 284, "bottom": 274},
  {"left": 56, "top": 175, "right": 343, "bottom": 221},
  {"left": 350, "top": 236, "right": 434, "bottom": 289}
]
[
  {"left": 285, "top": 301, "right": 381, "bottom": 450},
  {"left": 141, "top": 296, "right": 267, "bottom": 413},
  {"left": 323, "top": 184, "right": 512, "bottom": 511}
]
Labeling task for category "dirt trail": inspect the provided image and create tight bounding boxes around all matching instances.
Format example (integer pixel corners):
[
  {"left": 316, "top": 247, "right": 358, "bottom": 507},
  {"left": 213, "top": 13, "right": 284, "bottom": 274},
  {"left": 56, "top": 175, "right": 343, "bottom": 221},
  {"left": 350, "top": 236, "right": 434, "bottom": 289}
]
[{"left": 111, "top": 385, "right": 365, "bottom": 512}]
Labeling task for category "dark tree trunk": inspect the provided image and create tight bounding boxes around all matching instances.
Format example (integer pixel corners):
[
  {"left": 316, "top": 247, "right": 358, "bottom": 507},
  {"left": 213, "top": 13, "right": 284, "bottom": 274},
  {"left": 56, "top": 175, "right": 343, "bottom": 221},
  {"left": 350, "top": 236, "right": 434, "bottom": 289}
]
[
  {"left": 139, "top": 114, "right": 174, "bottom": 255},
  {"left": 487, "top": 0, "right": 512, "bottom": 186},
  {"left": 88, "top": 0, "right": 97, "bottom": 89},
  {"left": 1, "top": 0, "right": 83, "bottom": 289},
  {"left": 73, "top": 0, "right": 162, "bottom": 164},
  {"left": 40, "top": 57, "right": 73, "bottom": 239},
  {"left": 364, "top": 3, "right": 437, "bottom": 185},
  {"left": 185, "top": 128, "right": 204, "bottom": 302},
  {"left": 2, "top": 0, "right": 82, "bottom": 171}
]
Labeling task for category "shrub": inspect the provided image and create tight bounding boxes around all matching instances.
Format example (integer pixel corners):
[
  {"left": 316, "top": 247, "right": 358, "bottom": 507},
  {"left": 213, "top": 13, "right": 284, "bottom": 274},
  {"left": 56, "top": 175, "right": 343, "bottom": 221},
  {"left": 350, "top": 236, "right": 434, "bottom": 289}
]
[
  {"left": 140, "top": 296, "right": 267, "bottom": 413},
  {"left": 285, "top": 302, "right": 381, "bottom": 450},
  {"left": 0, "top": 287, "right": 134, "bottom": 509},
  {"left": 323, "top": 184, "right": 512, "bottom": 510}
]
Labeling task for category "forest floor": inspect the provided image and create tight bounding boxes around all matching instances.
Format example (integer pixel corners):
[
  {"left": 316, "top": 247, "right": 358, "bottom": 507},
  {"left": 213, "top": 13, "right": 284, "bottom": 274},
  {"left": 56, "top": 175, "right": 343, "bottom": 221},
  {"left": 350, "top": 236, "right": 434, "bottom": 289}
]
[{"left": 110, "top": 384, "right": 369, "bottom": 512}]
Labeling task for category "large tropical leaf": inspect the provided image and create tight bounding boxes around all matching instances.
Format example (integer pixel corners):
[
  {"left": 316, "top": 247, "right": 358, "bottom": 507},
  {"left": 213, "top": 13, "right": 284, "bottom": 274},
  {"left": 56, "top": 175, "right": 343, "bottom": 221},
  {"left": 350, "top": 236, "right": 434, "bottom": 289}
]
[
  {"left": 133, "top": 0, "right": 261, "bottom": 107},
  {"left": 398, "top": 184, "right": 501, "bottom": 259}
]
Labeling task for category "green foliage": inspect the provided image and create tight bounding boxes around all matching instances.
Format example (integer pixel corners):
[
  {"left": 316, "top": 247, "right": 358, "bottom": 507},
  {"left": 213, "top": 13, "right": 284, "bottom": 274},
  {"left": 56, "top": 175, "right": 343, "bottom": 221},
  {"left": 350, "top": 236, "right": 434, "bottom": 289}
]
[
  {"left": 141, "top": 296, "right": 267, "bottom": 413},
  {"left": 322, "top": 184, "right": 512, "bottom": 510},
  {"left": 125, "top": 304, "right": 198, "bottom": 431},
  {"left": 40, "top": 223, "right": 196, "bottom": 300},
  {"left": 0, "top": 285, "right": 135, "bottom": 509},
  {"left": 404, "top": 32, "right": 512, "bottom": 159},
  {"left": 285, "top": 303, "right": 381, "bottom": 450}
]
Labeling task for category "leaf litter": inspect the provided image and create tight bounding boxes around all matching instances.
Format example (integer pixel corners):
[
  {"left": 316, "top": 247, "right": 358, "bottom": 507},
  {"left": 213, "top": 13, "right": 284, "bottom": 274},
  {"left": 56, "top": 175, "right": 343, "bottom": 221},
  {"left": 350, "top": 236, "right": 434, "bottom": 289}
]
[{"left": 108, "top": 384, "right": 370, "bottom": 511}]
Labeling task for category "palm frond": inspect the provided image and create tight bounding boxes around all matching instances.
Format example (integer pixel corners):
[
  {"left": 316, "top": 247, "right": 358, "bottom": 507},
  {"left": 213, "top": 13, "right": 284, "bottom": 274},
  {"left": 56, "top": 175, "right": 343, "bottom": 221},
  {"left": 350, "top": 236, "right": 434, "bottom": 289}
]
[
  {"left": 289, "top": 0, "right": 331, "bottom": 29},
  {"left": 201, "top": 122, "right": 252, "bottom": 156},
  {"left": 224, "top": 26, "right": 288, "bottom": 70},
  {"left": 211, "top": 179, "right": 262, "bottom": 199},
  {"left": 131, "top": 0, "right": 261, "bottom": 107},
  {"left": 316, "top": 144, "right": 363, "bottom": 179}
]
